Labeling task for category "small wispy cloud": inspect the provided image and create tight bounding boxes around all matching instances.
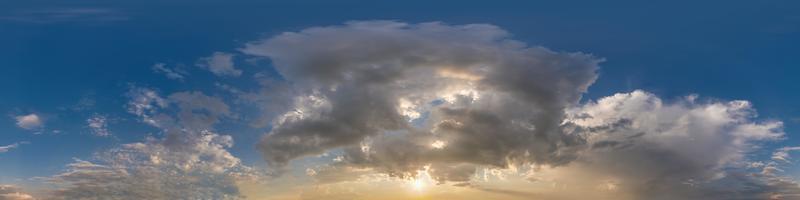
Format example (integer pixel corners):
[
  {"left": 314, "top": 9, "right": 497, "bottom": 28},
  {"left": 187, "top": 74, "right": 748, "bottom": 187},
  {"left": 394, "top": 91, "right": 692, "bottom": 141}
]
[
  {"left": 87, "top": 114, "right": 110, "bottom": 137},
  {"left": 0, "top": 184, "right": 35, "bottom": 200},
  {"left": 0, "top": 141, "right": 29, "bottom": 153},
  {"left": 152, "top": 63, "right": 188, "bottom": 81},
  {"left": 196, "top": 52, "right": 242, "bottom": 77},
  {"left": 0, "top": 8, "right": 128, "bottom": 23}
]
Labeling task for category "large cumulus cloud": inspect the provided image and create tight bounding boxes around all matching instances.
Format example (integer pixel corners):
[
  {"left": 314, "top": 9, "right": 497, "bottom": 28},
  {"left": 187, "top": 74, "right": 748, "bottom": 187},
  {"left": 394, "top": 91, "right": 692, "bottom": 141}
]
[
  {"left": 241, "top": 20, "right": 800, "bottom": 199},
  {"left": 242, "top": 21, "right": 600, "bottom": 175}
]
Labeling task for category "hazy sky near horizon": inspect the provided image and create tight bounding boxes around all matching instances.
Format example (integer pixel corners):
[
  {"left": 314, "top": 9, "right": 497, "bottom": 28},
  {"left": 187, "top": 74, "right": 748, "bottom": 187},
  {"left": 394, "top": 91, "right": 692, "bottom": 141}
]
[{"left": 1, "top": 1, "right": 800, "bottom": 199}]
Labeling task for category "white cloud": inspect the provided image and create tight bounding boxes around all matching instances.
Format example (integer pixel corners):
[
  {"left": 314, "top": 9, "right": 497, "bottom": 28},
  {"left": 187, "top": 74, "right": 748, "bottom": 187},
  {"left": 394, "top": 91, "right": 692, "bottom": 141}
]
[
  {"left": 125, "top": 87, "right": 168, "bottom": 127},
  {"left": 197, "top": 52, "right": 241, "bottom": 77},
  {"left": 0, "top": 142, "right": 28, "bottom": 153},
  {"left": 555, "top": 90, "right": 787, "bottom": 199},
  {"left": 47, "top": 131, "right": 253, "bottom": 200},
  {"left": 86, "top": 114, "right": 110, "bottom": 137},
  {"left": 0, "top": 185, "right": 35, "bottom": 200},
  {"left": 772, "top": 146, "right": 800, "bottom": 163},
  {"left": 151, "top": 63, "right": 187, "bottom": 81},
  {"left": 14, "top": 114, "right": 42, "bottom": 131}
]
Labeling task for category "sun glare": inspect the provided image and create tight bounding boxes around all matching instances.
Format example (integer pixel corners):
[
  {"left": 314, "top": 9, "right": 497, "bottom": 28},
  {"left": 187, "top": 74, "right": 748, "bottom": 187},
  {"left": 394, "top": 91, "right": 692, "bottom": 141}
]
[
  {"left": 410, "top": 167, "right": 435, "bottom": 193},
  {"left": 412, "top": 178, "right": 425, "bottom": 191}
]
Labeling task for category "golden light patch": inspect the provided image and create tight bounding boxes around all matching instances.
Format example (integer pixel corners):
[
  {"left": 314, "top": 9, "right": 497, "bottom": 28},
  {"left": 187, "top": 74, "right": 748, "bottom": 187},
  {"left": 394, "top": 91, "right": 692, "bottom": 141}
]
[{"left": 436, "top": 68, "right": 483, "bottom": 81}]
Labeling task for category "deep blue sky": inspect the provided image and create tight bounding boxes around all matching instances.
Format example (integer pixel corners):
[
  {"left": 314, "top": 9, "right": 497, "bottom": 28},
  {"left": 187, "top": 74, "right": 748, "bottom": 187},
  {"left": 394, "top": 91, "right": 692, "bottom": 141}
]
[{"left": 1, "top": 0, "right": 799, "bottom": 184}]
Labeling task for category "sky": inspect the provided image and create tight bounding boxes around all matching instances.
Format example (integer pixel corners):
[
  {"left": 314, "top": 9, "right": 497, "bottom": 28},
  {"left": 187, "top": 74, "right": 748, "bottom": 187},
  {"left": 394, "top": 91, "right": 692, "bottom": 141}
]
[{"left": 1, "top": 1, "right": 799, "bottom": 199}]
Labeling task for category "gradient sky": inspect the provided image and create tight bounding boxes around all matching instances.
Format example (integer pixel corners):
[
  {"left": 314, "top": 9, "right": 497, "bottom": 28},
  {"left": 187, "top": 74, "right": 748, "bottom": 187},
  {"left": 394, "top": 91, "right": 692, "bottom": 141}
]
[{"left": 1, "top": 1, "right": 799, "bottom": 200}]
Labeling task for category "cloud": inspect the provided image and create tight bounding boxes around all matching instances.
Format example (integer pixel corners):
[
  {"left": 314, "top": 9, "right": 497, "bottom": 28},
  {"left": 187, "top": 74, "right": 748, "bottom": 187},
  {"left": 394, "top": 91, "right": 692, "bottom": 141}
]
[
  {"left": 125, "top": 87, "right": 168, "bottom": 127},
  {"left": 43, "top": 88, "right": 258, "bottom": 200},
  {"left": 197, "top": 52, "right": 242, "bottom": 77},
  {"left": 239, "top": 21, "right": 799, "bottom": 199},
  {"left": 14, "top": 114, "right": 43, "bottom": 131},
  {"left": 242, "top": 20, "right": 599, "bottom": 176},
  {"left": 86, "top": 114, "right": 110, "bottom": 137},
  {"left": 151, "top": 63, "right": 188, "bottom": 81},
  {"left": 125, "top": 88, "right": 231, "bottom": 131},
  {"left": 0, "top": 142, "right": 28, "bottom": 153},
  {"left": 0, "top": 185, "right": 35, "bottom": 200},
  {"left": 46, "top": 133, "right": 251, "bottom": 200},
  {"left": 772, "top": 146, "right": 800, "bottom": 163},
  {"left": 0, "top": 8, "right": 127, "bottom": 23},
  {"left": 167, "top": 91, "right": 233, "bottom": 131},
  {"left": 553, "top": 90, "right": 789, "bottom": 199},
  {"left": 229, "top": 77, "right": 295, "bottom": 129}
]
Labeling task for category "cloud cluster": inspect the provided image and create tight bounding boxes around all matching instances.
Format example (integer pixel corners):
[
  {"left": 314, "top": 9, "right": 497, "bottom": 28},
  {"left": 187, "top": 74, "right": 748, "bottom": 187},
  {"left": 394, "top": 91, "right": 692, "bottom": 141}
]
[
  {"left": 47, "top": 133, "right": 248, "bottom": 200},
  {"left": 0, "top": 185, "right": 35, "bottom": 200},
  {"left": 240, "top": 21, "right": 799, "bottom": 199},
  {"left": 44, "top": 88, "right": 256, "bottom": 200},
  {"left": 14, "top": 20, "right": 792, "bottom": 200},
  {"left": 552, "top": 90, "right": 789, "bottom": 199}
]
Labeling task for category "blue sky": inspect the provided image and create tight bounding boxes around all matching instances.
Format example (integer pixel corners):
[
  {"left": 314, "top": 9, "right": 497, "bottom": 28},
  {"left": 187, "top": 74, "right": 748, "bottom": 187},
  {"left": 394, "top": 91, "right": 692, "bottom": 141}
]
[{"left": 1, "top": 1, "right": 799, "bottom": 199}]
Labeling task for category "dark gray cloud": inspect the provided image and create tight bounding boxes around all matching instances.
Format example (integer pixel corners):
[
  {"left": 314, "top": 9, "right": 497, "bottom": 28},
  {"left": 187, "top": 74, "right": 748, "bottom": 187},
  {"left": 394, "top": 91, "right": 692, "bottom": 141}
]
[
  {"left": 239, "top": 21, "right": 799, "bottom": 199},
  {"left": 242, "top": 20, "right": 599, "bottom": 180}
]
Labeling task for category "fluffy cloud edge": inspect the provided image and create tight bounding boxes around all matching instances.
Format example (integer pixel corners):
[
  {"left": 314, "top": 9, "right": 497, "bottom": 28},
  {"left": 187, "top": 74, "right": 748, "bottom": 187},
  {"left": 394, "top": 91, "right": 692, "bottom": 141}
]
[{"left": 14, "top": 113, "right": 43, "bottom": 131}]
